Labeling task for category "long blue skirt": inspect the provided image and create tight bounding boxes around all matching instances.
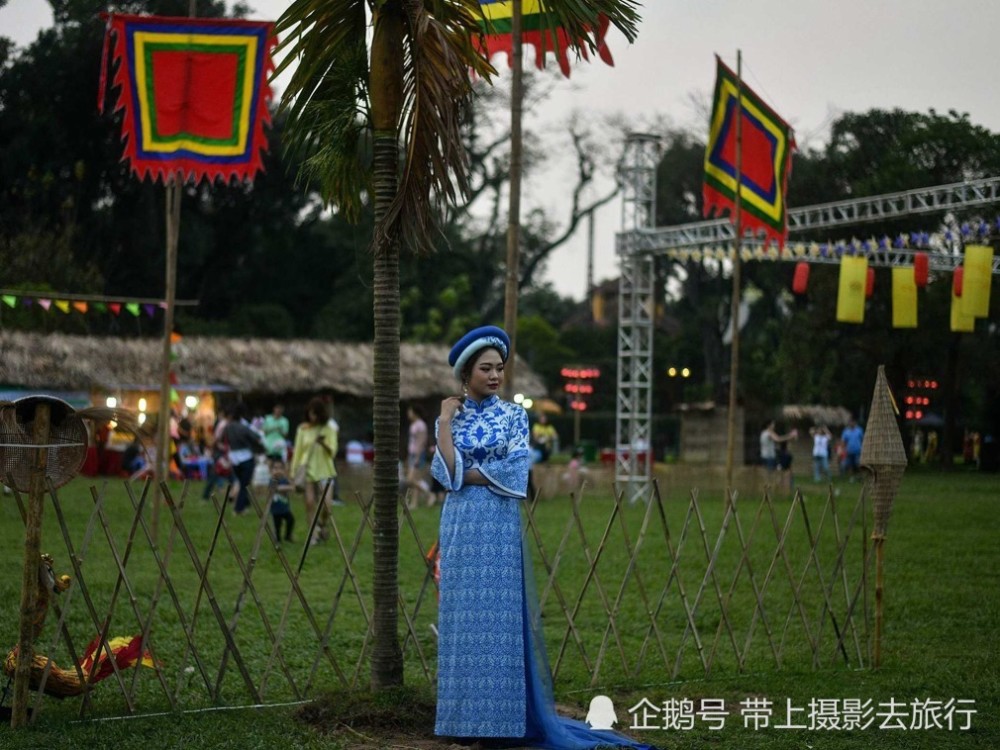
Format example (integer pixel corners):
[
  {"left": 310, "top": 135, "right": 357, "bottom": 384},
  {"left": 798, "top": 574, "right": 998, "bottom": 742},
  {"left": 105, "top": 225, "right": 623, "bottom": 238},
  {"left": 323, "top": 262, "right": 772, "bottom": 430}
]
[{"left": 435, "top": 488, "right": 655, "bottom": 749}]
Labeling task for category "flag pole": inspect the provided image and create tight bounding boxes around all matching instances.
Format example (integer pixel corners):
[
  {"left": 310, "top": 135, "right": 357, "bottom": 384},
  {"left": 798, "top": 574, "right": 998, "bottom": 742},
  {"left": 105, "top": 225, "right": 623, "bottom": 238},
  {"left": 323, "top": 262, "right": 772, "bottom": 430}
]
[
  {"left": 153, "top": 0, "right": 197, "bottom": 541},
  {"left": 502, "top": 0, "right": 523, "bottom": 399},
  {"left": 154, "top": 182, "right": 180, "bottom": 542},
  {"left": 724, "top": 49, "right": 743, "bottom": 497}
]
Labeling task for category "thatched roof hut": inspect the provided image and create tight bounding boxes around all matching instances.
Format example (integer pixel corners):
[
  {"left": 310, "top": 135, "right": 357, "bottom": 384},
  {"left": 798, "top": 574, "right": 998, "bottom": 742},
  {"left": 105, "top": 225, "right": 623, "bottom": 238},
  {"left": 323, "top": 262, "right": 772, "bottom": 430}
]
[{"left": 0, "top": 331, "right": 548, "bottom": 400}]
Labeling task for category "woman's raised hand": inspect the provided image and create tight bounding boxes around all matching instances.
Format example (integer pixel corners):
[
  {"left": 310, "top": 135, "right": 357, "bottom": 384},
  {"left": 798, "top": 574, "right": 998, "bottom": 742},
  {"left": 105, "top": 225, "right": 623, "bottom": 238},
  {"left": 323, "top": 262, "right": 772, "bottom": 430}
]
[{"left": 440, "top": 396, "right": 464, "bottom": 422}]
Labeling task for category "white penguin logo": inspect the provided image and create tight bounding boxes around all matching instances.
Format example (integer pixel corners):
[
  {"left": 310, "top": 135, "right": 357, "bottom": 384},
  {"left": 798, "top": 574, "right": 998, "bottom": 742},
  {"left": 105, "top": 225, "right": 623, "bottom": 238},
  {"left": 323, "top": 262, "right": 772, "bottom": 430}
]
[{"left": 586, "top": 695, "right": 618, "bottom": 730}]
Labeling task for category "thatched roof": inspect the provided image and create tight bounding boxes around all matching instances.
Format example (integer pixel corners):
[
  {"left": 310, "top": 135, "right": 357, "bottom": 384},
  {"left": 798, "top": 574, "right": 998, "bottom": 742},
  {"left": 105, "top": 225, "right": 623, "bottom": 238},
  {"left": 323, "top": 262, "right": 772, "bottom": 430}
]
[
  {"left": 0, "top": 332, "right": 548, "bottom": 400},
  {"left": 782, "top": 403, "right": 853, "bottom": 427}
]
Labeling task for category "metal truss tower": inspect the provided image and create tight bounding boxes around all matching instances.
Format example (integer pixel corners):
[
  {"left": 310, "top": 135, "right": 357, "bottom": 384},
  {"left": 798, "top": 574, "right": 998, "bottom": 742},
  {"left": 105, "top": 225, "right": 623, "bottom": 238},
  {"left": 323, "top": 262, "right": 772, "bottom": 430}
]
[{"left": 615, "top": 134, "right": 660, "bottom": 503}]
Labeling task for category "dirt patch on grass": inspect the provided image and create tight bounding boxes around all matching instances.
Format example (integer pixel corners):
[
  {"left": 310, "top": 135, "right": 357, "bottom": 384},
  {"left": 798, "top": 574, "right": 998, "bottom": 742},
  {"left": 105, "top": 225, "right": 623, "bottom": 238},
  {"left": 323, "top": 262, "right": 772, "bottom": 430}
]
[
  {"left": 296, "top": 686, "right": 445, "bottom": 750},
  {"left": 296, "top": 688, "right": 593, "bottom": 750}
]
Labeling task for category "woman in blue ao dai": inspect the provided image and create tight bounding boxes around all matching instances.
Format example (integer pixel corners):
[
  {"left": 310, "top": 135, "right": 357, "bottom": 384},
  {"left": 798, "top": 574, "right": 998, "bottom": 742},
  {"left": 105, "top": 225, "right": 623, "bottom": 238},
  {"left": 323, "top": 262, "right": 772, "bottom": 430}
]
[{"left": 432, "top": 326, "right": 653, "bottom": 750}]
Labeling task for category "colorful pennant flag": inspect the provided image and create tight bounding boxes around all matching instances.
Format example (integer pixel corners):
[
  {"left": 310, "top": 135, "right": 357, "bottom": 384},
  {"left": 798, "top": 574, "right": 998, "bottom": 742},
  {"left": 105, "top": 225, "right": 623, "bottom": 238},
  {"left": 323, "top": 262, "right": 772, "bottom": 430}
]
[
  {"left": 109, "top": 303, "right": 122, "bottom": 316},
  {"left": 951, "top": 288, "right": 976, "bottom": 332},
  {"left": 72, "top": 301, "right": 88, "bottom": 314},
  {"left": 2, "top": 295, "right": 16, "bottom": 308},
  {"left": 476, "top": 0, "right": 614, "bottom": 77},
  {"left": 960, "top": 245, "right": 993, "bottom": 318},
  {"left": 39, "top": 299, "right": 52, "bottom": 311},
  {"left": 126, "top": 303, "right": 141, "bottom": 317},
  {"left": 103, "top": 14, "right": 276, "bottom": 183},
  {"left": 55, "top": 300, "right": 71, "bottom": 314},
  {"left": 891, "top": 267, "right": 917, "bottom": 328},
  {"left": 836, "top": 256, "right": 868, "bottom": 323},
  {"left": 703, "top": 56, "right": 796, "bottom": 246}
]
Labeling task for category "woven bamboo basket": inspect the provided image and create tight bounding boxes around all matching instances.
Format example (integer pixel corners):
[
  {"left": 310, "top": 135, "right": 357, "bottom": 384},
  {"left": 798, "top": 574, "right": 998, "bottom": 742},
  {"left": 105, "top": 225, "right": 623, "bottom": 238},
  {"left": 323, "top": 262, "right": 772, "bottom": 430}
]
[
  {"left": 0, "top": 397, "right": 88, "bottom": 492},
  {"left": 860, "top": 366, "right": 907, "bottom": 538}
]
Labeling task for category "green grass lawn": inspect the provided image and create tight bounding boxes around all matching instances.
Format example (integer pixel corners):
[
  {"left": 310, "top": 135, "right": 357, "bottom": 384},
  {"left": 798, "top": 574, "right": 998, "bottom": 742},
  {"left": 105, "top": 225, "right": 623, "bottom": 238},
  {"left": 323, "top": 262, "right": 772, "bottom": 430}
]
[{"left": 0, "top": 467, "right": 997, "bottom": 748}]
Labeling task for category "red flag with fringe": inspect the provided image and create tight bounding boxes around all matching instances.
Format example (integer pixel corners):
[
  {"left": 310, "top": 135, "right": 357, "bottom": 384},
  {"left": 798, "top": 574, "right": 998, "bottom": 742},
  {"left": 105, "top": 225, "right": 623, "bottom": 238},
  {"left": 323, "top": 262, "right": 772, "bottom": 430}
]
[
  {"left": 703, "top": 55, "right": 795, "bottom": 246},
  {"left": 101, "top": 14, "right": 275, "bottom": 184},
  {"left": 476, "top": 0, "right": 614, "bottom": 77}
]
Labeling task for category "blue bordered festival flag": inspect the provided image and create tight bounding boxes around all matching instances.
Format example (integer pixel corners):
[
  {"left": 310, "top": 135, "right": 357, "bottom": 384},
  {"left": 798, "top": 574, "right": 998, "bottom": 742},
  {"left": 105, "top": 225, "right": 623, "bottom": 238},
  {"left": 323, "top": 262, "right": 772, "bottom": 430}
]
[
  {"left": 101, "top": 14, "right": 275, "bottom": 183},
  {"left": 703, "top": 55, "right": 796, "bottom": 246},
  {"left": 477, "top": 0, "right": 614, "bottom": 77}
]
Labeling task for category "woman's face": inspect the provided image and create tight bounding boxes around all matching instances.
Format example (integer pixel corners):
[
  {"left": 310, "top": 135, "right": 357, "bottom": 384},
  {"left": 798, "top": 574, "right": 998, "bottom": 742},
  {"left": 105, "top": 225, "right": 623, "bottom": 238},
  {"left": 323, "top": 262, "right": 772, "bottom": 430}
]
[{"left": 466, "top": 348, "right": 504, "bottom": 400}]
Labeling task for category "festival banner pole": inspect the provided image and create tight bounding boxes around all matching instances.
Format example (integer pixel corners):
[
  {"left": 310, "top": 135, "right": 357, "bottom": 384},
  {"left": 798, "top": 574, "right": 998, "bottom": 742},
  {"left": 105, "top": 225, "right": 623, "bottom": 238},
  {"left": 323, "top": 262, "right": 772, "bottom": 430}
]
[
  {"left": 103, "top": 7, "right": 275, "bottom": 545},
  {"left": 154, "top": 183, "right": 181, "bottom": 542},
  {"left": 502, "top": 0, "right": 523, "bottom": 399},
  {"left": 724, "top": 49, "right": 743, "bottom": 495},
  {"left": 153, "top": 0, "right": 197, "bottom": 542}
]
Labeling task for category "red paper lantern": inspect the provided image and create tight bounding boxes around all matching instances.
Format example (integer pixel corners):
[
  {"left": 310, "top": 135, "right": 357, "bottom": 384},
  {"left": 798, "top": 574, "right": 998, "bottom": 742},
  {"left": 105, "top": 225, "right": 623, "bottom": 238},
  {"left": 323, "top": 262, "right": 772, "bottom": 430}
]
[
  {"left": 953, "top": 267, "right": 964, "bottom": 297},
  {"left": 865, "top": 268, "right": 875, "bottom": 298},
  {"left": 913, "top": 251, "right": 929, "bottom": 288},
  {"left": 792, "top": 261, "right": 810, "bottom": 295}
]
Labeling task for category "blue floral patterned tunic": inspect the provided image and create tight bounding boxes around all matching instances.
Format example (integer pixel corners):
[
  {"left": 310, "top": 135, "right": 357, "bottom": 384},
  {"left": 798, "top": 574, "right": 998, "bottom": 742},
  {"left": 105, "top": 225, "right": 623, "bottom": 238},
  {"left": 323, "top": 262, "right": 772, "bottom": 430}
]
[{"left": 432, "top": 395, "right": 531, "bottom": 738}]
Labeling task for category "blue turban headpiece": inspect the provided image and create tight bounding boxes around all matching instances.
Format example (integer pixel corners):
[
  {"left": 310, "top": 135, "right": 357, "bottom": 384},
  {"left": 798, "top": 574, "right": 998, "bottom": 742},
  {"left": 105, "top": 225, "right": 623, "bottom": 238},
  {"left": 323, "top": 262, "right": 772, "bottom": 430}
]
[{"left": 448, "top": 325, "right": 510, "bottom": 380}]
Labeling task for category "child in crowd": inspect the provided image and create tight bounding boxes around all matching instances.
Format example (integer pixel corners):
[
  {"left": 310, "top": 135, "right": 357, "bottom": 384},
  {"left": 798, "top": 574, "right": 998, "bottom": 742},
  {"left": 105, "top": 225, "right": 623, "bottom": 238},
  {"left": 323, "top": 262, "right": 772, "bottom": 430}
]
[
  {"left": 562, "top": 446, "right": 589, "bottom": 493},
  {"left": 269, "top": 461, "right": 295, "bottom": 544},
  {"left": 251, "top": 454, "right": 271, "bottom": 498}
]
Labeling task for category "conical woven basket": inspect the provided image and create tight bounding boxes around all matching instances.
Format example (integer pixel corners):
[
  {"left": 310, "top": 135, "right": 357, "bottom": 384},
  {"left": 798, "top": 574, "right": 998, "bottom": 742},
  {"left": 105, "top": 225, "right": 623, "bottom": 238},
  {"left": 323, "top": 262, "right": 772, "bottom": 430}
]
[{"left": 861, "top": 366, "right": 907, "bottom": 537}]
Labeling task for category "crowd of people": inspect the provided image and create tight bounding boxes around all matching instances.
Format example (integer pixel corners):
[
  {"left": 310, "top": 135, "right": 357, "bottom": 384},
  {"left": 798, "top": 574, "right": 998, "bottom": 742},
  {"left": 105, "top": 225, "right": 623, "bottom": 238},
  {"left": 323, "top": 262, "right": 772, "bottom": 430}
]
[
  {"left": 117, "top": 391, "right": 577, "bottom": 545},
  {"left": 759, "top": 416, "right": 869, "bottom": 490},
  {"left": 119, "top": 398, "right": 345, "bottom": 547}
]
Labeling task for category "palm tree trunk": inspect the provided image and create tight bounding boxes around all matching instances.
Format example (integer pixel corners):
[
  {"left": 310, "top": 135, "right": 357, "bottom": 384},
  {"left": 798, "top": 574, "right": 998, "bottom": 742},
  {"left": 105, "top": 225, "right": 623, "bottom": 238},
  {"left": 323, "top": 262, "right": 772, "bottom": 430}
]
[{"left": 369, "top": 5, "right": 405, "bottom": 690}]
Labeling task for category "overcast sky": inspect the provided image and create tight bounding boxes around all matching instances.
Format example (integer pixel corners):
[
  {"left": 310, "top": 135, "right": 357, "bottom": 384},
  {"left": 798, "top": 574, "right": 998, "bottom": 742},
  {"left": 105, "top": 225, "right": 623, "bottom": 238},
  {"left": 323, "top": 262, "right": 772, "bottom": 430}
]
[{"left": 5, "top": 1, "right": 1000, "bottom": 301}]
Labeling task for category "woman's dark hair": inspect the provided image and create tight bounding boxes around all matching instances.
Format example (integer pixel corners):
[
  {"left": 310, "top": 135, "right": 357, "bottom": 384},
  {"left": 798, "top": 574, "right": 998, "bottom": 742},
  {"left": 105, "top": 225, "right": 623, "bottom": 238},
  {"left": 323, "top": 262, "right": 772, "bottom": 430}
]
[
  {"left": 307, "top": 397, "right": 329, "bottom": 424},
  {"left": 231, "top": 402, "right": 248, "bottom": 421},
  {"left": 460, "top": 345, "right": 504, "bottom": 384}
]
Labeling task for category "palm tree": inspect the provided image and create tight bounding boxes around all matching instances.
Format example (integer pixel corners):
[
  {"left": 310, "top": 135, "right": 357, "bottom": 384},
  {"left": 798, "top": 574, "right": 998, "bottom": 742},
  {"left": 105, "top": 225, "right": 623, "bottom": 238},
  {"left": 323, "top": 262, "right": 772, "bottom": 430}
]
[{"left": 275, "top": 0, "right": 640, "bottom": 690}]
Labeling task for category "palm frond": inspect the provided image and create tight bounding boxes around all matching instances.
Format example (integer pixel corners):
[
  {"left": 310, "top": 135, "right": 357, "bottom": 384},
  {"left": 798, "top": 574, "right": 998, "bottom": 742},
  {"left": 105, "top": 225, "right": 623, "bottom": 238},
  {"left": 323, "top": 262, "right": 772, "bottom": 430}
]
[
  {"left": 381, "top": 0, "right": 495, "bottom": 254},
  {"left": 292, "top": 46, "right": 373, "bottom": 220},
  {"left": 541, "top": 0, "right": 642, "bottom": 53},
  {"left": 274, "top": 0, "right": 370, "bottom": 130},
  {"left": 275, "top": 1, "right": 373, "bottom": 215}
]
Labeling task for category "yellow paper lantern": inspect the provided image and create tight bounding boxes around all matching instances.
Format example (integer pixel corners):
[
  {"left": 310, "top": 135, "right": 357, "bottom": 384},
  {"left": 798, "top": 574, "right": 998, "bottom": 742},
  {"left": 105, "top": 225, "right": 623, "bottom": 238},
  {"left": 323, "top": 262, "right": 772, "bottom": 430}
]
[
  {"left": 836, "top": 256, "right": 868, "bottom": 323},
  {"left": 960, "top": 245, "right": 993, "bottom": 318},
  {"left": 891, "top": 267, "right": 918, "bottom": 328},
  {"left": 951, "top": 287, "right": 976, "bottom": 332}
]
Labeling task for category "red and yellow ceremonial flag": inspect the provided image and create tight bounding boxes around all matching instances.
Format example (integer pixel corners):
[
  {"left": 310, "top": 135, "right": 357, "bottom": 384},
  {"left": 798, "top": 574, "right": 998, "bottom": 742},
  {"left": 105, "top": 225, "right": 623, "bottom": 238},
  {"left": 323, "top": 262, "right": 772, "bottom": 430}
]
[
  {"left": 102, "top": 15, "right": 275, "bottom": 183},
  {"left": 703, "top": 56, "right": 796, "bottom": 246},
  {"left": 477, "top": 0, "right": 614, "bottom": 77}
]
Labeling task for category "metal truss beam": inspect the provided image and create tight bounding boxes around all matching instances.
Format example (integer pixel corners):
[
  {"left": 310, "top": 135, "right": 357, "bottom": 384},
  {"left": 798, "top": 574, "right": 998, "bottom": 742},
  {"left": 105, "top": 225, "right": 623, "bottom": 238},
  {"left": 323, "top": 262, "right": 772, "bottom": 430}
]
[
  {"left": 621, "top": 176, "right": 1000, "bottom": 252},
  {"left": 654, "top": 241, "right": 1000, "bottom": 273}
]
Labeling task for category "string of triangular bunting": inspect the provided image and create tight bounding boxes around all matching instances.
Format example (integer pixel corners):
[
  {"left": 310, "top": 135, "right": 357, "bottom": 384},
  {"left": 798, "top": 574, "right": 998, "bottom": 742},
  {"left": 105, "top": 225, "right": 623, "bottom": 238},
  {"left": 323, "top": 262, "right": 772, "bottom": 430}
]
[{"left": 0, "top": 294, "right": 166, "bottom": 318}]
